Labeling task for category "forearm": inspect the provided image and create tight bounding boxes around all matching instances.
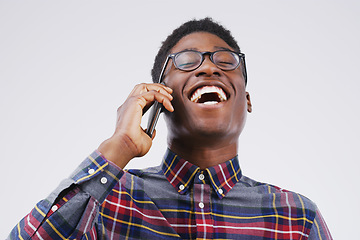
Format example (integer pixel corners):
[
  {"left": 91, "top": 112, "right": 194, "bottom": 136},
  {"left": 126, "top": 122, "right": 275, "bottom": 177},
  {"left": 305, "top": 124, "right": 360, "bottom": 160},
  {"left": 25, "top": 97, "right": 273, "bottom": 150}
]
[{"left": 8, "top": 151, "right": 124, "bottom": 240}]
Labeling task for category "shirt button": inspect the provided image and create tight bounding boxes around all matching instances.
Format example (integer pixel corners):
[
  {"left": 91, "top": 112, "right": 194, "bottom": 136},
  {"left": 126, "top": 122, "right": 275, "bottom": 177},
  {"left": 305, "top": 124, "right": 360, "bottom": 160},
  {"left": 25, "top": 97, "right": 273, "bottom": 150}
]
[
  {"left": 100, "top": 177, "right": 108, "bottom": 184},
  {"left": 218, "top": 188, "right": 223, "bottom": 195},
  {"left": 51, "top": 205, "right": 58, "bottom": 212},
  {"left": 198, "top": 202, "right": 204, "bottom": 209},
  {"left": 179, "top": 184, "right": 185, "bottom": 190},
  {"left": 199, "top": 173, "right": 205, "bottom": 180},
  {"left": 88, "top": 168, "right": 95, "bottom": 174}
]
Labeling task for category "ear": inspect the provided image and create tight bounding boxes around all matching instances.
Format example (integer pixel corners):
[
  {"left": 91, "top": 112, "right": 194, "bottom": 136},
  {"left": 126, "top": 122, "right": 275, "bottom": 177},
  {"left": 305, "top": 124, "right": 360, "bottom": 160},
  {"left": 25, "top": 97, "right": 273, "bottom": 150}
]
[{"left": 246, "top": 92, "right": 252, "bottom": 113}]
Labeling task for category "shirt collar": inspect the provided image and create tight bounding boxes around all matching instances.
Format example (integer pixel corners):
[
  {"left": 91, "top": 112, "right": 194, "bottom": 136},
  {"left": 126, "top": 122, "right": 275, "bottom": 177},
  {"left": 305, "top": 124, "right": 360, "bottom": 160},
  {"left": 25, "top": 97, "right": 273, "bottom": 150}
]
[{"left": 161, "top": 149, "right": 242, "bottom": 199}]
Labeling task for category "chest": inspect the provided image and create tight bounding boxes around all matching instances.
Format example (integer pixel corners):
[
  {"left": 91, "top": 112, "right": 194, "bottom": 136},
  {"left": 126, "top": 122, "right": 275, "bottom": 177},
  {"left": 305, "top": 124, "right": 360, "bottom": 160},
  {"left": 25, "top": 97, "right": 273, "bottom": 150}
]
[{"left": 97, "top": 176, "right": 312, "bottom": 239}]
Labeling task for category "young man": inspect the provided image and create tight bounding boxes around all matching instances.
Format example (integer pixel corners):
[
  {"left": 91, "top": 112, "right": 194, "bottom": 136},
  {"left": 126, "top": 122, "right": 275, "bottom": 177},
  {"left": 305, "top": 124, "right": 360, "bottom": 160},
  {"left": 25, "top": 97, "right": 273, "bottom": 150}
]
[{"left": 9, "top": 18, "right": 332, "bottom": 239}]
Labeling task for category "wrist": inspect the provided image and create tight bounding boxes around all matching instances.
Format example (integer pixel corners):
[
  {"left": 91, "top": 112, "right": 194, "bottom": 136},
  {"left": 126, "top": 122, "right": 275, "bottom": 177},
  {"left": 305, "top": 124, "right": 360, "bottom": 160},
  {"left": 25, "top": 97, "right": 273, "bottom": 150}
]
[{"left": 98, "top": 135, "right": 136, "bottom": 169}]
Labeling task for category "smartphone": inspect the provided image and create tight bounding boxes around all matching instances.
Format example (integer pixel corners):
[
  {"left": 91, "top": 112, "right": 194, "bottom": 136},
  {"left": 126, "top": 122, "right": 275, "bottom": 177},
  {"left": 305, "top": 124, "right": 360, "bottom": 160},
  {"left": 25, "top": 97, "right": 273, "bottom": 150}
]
[
  {"left": 146, "top": 101, "right": 162, "bottom": 137},
  {"left": 145, "top": 57, "right": 171, "bottom": 138}
]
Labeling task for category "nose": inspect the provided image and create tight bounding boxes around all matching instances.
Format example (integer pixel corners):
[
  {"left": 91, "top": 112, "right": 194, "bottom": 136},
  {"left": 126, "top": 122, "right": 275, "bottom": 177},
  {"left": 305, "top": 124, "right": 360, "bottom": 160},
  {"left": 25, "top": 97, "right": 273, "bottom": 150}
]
[{"left": 194, "top": 56, "right": 221, "bottom": 77}]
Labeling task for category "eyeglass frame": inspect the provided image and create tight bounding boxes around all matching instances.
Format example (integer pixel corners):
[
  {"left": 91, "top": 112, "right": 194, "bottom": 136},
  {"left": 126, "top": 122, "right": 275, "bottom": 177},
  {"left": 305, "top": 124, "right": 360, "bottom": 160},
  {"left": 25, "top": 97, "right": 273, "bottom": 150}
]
[{"left": 155, "top": 50, "right": 248, "bottom": 84}]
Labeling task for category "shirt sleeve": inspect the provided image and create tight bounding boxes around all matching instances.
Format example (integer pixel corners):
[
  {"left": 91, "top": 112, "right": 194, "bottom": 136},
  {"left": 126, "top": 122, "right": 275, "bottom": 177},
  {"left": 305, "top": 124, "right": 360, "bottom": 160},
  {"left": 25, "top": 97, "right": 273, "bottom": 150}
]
[
  {"left": 7, "top": 150, "right": 124, "bottom": 240},
  {"left": 308, "top": 207, "right": 333, "bottom": 240}
]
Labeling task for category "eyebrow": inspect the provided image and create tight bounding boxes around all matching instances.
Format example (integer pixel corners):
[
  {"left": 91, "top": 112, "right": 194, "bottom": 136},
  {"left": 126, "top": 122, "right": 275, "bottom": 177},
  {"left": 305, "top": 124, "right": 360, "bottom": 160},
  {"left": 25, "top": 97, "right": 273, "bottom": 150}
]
[
  {"left": 213, "top": 46, "right": 232, "bottom": 51},
  {"left": 181, "top": 47, "right": 197, "bottom": 51},
  {"left": 177, "top": 46, "right": 233, "bottom": 53}
]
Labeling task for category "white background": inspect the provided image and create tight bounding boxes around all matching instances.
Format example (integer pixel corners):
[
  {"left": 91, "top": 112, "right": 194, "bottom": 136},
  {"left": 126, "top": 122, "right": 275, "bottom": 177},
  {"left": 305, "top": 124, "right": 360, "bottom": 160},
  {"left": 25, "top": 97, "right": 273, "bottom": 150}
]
[{"left": 1, "top": 1, "right": 359, "bottom": 239}]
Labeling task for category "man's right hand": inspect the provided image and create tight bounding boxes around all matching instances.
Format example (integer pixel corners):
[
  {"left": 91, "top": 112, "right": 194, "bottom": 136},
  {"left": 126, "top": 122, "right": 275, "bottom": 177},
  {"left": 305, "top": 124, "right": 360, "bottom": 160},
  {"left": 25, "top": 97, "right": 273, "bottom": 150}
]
[{"left": 98, "top": 83, "right": 173, "bottom": 168}]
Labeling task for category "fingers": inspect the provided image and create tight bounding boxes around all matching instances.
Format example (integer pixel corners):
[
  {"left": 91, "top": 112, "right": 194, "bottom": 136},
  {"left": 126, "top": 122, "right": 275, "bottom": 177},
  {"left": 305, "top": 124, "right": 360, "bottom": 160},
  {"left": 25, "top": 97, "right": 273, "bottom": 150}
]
[
  {"left": 137, "top": 90, "right": 174, "bottom": 113},
  {"left": 129, "top": 83, "right": 173, "bottom": 100},
  {"left": 128, "top": 83, "right": 174, "bottom": 113}
]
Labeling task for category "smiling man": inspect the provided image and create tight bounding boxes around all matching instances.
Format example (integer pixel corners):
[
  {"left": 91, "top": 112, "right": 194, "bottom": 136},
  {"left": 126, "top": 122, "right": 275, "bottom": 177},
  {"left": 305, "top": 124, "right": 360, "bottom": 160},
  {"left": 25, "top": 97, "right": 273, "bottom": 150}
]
[
  {"left": 158, "top": 32, "right": 251, "bottom": 170},
  {"left": 9, "top": 18, "right": 332, "bottom": 240}
]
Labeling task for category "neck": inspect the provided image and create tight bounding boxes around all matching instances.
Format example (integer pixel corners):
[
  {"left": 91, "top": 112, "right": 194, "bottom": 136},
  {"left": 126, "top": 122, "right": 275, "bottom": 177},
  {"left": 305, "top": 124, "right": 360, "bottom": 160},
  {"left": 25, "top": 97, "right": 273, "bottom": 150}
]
[{"left": 167, "top": 138, "right": 238, "bottom": 169}]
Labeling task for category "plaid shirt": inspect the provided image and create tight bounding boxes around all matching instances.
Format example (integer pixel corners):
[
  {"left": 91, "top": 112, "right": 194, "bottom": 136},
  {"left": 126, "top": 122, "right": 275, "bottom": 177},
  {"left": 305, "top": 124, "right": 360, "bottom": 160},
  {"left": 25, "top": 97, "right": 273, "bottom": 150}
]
[{"left": 9, "top": 150, "right": 332, "bottom": 239}]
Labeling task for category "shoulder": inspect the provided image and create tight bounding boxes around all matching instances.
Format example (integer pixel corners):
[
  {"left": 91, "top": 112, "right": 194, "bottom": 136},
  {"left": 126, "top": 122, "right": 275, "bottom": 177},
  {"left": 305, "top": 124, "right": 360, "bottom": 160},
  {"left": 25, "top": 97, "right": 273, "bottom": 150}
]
[
  {"left": 239, "top": 174, "right": 318, "bottom": 212},
  {"left": 237, "top": 175, "right": 331, "bottom": 238}
]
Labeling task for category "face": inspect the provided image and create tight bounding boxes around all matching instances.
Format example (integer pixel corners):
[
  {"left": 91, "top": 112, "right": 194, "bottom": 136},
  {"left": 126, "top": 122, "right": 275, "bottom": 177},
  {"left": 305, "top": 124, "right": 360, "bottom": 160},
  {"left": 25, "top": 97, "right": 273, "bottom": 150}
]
[{"left": 162, "top": 32, "right": 252, "bottom": 145}]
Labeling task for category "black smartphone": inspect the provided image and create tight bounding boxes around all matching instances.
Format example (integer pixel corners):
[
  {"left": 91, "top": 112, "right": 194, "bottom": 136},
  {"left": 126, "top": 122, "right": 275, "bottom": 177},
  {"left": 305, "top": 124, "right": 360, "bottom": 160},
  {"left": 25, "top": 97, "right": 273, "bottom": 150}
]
[
  {"left": 145, "top": 57, "right": 171, "bottom": 138},
  {"left": 146, "top": 101, "right": 162, "bottom": 137}
]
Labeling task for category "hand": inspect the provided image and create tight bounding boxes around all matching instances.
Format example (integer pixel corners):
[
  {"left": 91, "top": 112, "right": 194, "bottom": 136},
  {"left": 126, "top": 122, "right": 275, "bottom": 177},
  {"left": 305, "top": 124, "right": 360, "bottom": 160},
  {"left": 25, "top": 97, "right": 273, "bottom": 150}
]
[{"left": 98, "top": 83, "right": 173, "bottom": 168}]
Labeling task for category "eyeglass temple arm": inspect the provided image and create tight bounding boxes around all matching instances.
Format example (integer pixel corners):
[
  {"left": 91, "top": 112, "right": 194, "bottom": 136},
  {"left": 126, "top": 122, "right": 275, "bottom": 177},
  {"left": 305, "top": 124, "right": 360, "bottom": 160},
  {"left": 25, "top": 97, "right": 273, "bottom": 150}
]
[
  {"left": 241, "top": 55, "right": 248, "bottom": 85},
  {"left": 156, "top": 56, "right": 171, "bottom": 84}
]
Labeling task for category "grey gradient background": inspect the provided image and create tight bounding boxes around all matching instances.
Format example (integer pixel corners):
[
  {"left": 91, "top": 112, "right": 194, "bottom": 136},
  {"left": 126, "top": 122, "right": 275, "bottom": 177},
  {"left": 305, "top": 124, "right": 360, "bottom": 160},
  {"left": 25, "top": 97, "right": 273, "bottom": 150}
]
[{"left": 1, "top": 1, "right": 359, "bottom": 238}]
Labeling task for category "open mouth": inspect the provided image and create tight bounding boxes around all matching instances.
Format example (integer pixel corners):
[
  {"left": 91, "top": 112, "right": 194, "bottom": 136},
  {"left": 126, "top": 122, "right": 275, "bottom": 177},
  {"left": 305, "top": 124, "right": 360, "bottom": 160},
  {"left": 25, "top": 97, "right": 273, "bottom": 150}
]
[{"left": 190, "top": 86, "right": 227, "bottom": 105}]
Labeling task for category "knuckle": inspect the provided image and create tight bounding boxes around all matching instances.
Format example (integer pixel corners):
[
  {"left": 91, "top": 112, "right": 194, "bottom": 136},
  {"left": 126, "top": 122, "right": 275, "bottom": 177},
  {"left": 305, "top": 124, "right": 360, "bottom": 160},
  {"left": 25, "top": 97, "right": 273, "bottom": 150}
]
[
  {"left": 134, "top": 83, "right": 145, "bottom": 88},
  {"left": 134, "top": 83, "right": 147, "bottom": 92}
]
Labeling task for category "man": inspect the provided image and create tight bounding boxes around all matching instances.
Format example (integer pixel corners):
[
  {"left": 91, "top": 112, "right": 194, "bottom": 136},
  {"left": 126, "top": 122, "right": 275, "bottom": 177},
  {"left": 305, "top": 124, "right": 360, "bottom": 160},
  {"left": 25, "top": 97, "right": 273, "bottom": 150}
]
[{"left": 9, "top": 18, "right": 332, "bottom": 239}]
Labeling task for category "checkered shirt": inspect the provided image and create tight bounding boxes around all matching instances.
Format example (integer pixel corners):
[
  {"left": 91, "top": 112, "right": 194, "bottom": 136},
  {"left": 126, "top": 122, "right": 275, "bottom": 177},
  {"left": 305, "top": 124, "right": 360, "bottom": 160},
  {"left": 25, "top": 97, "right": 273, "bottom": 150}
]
[{"left": 8, "top": 150, "right": 332, "bottom": 239}]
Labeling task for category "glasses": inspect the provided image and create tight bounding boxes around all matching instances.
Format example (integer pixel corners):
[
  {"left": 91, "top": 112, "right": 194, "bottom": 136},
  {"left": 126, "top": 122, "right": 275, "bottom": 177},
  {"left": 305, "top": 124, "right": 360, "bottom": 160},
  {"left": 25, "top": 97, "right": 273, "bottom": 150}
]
[
  {"left": 170, "top": 50, "right": 244, "bottom": 71},
  {"left": 156, "top": 50, "right": 247, "bottom": 84}
]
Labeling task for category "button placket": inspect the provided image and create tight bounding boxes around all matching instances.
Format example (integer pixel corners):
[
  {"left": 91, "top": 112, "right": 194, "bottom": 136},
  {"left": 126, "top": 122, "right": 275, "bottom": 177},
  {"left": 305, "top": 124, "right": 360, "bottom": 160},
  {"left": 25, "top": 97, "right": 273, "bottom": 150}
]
[{"left": 193, "top": 182, "right": 213, "bottom": 239}]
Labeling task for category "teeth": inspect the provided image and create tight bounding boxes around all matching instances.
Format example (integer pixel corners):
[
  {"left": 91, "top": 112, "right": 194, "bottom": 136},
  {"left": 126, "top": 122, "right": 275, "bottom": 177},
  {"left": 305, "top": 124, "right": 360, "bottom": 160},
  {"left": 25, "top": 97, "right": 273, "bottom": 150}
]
[
  {"left": 190, "top": 86, "right": 227, "bottom": 103},
  {"left": 203, "top": 101, "right": 218, "bottom": 105}
]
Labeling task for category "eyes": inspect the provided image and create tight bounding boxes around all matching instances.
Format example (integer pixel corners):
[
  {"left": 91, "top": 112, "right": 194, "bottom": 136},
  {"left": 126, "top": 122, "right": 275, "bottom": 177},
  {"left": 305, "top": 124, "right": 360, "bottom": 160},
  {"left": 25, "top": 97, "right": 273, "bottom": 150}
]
[
  {"left": 213, "top": 51, "right": 239, "bottom": 68},
  {"left": 177, "top": 60, "right": 198, "bottom": 69},
  {"left": 171, "top": 50, "right": 242, "bottom": 71}
]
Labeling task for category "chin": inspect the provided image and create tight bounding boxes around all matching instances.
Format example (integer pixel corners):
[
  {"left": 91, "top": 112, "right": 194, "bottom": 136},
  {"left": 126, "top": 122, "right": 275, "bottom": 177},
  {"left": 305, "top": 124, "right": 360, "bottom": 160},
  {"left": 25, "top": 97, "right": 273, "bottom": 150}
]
[
  {"left": 193, "top": 120, "right": 229, "bottom": 136},
  {"left": 174, "top": 119, "right": 238, "bottom": 141},
  {"left": 164, "top": 108, "right": 246, "bottom": 143}
]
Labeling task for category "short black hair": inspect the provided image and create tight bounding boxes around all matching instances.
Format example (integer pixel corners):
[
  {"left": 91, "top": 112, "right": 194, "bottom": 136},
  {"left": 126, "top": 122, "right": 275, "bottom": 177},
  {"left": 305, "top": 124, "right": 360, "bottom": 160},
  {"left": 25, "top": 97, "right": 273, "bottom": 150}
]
[{"left": 151, "top": 17, "right": 243, "bottom": 83}]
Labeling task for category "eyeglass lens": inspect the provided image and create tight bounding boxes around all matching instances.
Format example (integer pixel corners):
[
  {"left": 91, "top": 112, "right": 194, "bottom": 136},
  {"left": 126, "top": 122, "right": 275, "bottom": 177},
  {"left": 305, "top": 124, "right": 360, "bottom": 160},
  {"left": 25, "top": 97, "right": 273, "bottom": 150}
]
[{"left": 174, "top": 51, "right": 240, "bottom": 71}]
